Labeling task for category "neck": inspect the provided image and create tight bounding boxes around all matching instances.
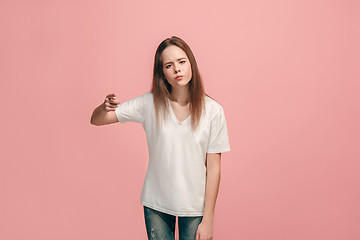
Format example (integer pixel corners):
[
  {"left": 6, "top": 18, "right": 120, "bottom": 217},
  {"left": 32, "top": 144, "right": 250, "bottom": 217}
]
[{"left": 170, "top": 86, "right": 190, "bottom": 105}]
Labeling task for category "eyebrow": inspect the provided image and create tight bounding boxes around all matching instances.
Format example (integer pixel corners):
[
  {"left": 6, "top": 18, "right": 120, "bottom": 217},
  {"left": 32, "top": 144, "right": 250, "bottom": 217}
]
[{"left": 163, "top": 58, "right": 187, "bottom": 66}]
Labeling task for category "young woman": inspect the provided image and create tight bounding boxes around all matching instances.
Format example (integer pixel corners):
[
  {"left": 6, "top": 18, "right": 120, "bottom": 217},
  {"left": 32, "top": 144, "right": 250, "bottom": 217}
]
[{"left": 90, "top": 36, "right": 230, "bottom": 240}]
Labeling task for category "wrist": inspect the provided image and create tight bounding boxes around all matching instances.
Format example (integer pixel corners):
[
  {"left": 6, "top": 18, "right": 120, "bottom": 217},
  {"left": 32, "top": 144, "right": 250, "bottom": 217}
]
[{"left": 202, "top": 215, "right": 214, "bottom": 223}]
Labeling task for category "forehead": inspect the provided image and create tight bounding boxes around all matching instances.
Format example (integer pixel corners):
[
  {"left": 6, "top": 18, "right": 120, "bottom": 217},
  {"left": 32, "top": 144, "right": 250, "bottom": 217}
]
[{"left": 161, "top": 45, "right": 187, "bottom": 61}]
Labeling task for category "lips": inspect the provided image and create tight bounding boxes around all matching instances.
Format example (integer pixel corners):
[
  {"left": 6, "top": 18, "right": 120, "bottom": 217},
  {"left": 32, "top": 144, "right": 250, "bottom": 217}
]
[{"left": 175, "top": 75, "right": 183, "bottom": 79}]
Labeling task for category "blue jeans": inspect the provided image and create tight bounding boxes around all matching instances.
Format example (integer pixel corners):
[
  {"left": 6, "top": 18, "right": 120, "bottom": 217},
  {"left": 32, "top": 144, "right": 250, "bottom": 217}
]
[{"left": 143, "top": 205, "right": 203, "bottom": 240}]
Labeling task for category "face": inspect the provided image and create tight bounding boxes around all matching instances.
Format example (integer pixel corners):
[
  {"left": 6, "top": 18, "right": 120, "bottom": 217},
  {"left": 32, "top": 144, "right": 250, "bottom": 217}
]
[{"left": 161, "top": 45, "right": 192, "bottom": 88}]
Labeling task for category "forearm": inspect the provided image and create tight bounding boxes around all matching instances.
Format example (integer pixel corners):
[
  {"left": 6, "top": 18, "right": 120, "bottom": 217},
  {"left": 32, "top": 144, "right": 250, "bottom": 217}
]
[
  {"left": 202, "top": 167, "right": 220, "bottom": 222},
  {"left": 90, "top": 103, "right": 107, "bottom": 125}
]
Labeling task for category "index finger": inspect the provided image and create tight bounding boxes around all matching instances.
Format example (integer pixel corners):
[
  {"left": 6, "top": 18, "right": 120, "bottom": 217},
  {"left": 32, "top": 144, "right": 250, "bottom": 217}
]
[{"left": 107, "top": 93, "right": 116, "bottom": 97}]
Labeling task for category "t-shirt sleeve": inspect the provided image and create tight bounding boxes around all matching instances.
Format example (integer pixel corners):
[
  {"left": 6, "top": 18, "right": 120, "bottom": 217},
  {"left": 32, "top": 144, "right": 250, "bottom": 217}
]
[
  {"left": 207, "top": 107, "right": 231, "bottom": 153},
  {"left": 115, "top": 92, "right": 148, "bottom": 124}
]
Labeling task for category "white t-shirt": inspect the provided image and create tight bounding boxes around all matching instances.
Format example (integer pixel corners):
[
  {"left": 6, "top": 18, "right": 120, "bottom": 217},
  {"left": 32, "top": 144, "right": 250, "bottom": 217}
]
[{"left": 115, "top": 92, "right": 230, "bottom": 216}]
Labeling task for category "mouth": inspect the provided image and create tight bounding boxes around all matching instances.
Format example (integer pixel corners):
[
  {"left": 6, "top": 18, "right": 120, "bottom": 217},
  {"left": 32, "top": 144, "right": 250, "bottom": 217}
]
[{"left": 175, "top": 75, "right": 183, "bottom": 80}]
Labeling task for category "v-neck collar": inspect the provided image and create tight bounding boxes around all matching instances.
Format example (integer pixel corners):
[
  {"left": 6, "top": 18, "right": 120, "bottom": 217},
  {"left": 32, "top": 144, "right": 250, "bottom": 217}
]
[{"left": 167, "top": 97, "right": 191, "bottom": 125}]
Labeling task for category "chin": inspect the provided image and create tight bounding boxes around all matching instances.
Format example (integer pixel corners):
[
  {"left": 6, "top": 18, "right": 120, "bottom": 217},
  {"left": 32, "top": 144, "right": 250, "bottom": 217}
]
[
  {"left": 170, "top": 80, "right": 189, "bottom": 87},
  {"left": 174, "top": 82, "right": 190, "bottom": 88}
]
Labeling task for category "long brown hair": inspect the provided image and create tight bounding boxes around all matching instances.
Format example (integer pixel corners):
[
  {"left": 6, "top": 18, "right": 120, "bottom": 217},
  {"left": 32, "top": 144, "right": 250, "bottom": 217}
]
[{"left": 150, "top": 36, "right": 212, "bottom": 131}]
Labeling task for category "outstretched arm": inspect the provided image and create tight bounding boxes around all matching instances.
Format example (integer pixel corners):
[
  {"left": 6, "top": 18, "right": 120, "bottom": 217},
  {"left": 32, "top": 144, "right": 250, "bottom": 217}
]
[{"left": 90, "top": 94, "right": 120, "bottom": 126}]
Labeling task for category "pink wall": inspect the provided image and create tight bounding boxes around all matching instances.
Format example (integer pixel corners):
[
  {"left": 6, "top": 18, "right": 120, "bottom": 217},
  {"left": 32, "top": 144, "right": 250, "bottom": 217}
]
[{"left": 1, "top": 0, "right": 359, "bottom": 239}]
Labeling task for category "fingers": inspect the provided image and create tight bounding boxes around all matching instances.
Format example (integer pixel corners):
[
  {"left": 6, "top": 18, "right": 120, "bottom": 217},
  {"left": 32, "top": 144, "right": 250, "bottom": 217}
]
[
  {"left": 104, "top": 93, "right": 120, "bottom": 111},
  {"left": 107, "top": 93, "right": 116, "bottom": 98},
  {"left": 196, "top": 231, "right": 200, "bottom": 240}
]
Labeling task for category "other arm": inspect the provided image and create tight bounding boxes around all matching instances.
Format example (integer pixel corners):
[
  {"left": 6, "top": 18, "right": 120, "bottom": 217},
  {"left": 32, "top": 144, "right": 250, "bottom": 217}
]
[
  {"left": 196, "top": 152, "right": 221, "bottom": 240},
  {"left": 203, "top": 152, "right": 221, "bottom": 221}
]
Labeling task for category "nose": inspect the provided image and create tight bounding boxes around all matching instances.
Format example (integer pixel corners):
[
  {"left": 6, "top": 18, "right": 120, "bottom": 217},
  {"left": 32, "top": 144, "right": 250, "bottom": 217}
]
[{"left": 174, "top": 63, "right": 181, "bottom": 73}]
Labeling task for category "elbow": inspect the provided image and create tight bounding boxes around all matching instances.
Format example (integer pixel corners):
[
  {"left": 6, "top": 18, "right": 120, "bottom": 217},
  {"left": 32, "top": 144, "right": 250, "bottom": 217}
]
[{"left": 90, "top": 118, "right": 100, "bottom": 126}]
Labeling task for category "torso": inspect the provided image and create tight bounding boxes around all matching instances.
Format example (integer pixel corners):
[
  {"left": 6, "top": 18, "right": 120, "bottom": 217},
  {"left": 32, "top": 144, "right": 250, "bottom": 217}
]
[
  {"left": 169, "top": 100, "right": 191, "bottom": 123},
  {"left": 138, "top": 92, "right": 229, "bottom": 216}
]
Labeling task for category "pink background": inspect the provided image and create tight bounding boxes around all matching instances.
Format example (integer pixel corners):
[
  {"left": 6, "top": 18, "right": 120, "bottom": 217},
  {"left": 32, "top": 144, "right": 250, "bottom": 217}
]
[{"left": 1, "top": 0, "right": 359, "bottom": 239}]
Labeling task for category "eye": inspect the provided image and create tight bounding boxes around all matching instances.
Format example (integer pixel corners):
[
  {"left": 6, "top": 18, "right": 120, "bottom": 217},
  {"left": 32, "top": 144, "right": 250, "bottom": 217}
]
[
  {"left": 165, "top": 65, "right": 171, "bottom": 69},
  {"left": 180, "top": 60, "right": 186, "bottom": 64}
]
